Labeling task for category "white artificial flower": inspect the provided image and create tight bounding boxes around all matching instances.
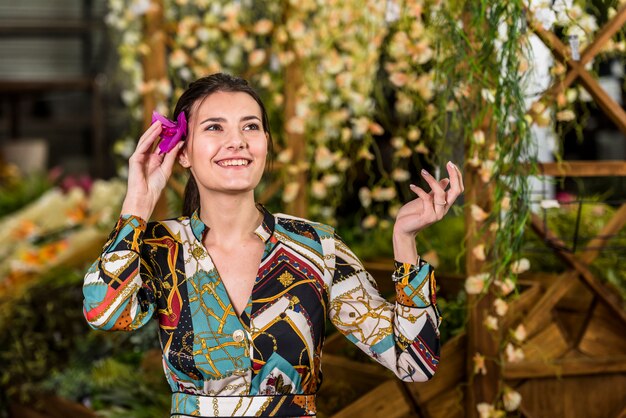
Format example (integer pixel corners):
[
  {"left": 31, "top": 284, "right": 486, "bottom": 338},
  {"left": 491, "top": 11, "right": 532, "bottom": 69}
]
[
  {"left": 282, "top": 182, "right": 300, "bottom": 203},
  {"left": 505, "top": 343, "right": 525, "bottom": 363},
  {"left": 484, "top": 315, "right": 499, "bottom": 331},
  {"left": 511, "top": 258, "right": 530, "bottom": 274},
  {"left": 359, "top": 187, "right": 372, "bottom": 208},
  {"left": 534, "top": 7, "right": 557, "bottom": 30},
  {"left": 512, "top": 324, "right": 528, "bottom": 342},
  {"left": 472, "top": 244, "right": 486, "bottom": 261},
  {"left": 493, "top": 298, "right": 509, "bottom": 316},
  {"left": 540, "top": 199, "right": 560, "bottom": 209},
  {"left": 476, "top": 402, "right": 494, "bottom": 418},
  {"left": 465, "top": 273, "right": 490, "bottom": 295},
  {"left": 362, "top": 214, "right": 378, "bottom": 229},
  {"left": 503, "top": 388, "right": 522, "bottom": 411}
]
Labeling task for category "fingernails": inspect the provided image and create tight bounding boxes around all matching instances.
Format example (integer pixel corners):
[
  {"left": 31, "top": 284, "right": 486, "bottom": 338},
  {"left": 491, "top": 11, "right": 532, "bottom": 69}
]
[{"left": 421, "top": 169, "right": 429, "bottom": 176}]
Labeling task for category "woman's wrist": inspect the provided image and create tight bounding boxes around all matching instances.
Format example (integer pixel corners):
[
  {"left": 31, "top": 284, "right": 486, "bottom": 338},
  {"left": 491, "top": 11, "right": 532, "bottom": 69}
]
[
  {"left": 392, "top": 229, "right": 419, "bottom": 265},
  {"left": 120, "top": 197, "right": 154, "bottom": 221}
]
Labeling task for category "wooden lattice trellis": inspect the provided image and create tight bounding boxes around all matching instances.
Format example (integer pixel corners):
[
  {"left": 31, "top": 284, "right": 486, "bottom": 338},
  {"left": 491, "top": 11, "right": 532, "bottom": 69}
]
[{"left": 462, "top": 5, "right": 626, "bottom": 417}]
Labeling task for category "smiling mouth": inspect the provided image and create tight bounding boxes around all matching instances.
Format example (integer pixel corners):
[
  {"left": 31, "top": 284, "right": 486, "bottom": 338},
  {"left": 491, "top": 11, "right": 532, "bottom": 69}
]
[{"left": 216, "top": 158, "right": 251, "bottom": 167}]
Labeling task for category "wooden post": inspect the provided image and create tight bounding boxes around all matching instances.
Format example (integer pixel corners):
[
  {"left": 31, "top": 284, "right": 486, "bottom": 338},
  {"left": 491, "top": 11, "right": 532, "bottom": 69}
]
[
  {"left": 283, "top": 23, "right": 307, "bottom": 217},
  {"left": 142, "top": 0, "right": 166, "bottom": 129},
  {"left": 463, "top": 9, "right": 499, "bottom": 412},
  {"left": 141, "top": 0, "right": 169, "bottom": 220},
  {"left": 464, "top": 160, "right": 499, "bottom": 416}
]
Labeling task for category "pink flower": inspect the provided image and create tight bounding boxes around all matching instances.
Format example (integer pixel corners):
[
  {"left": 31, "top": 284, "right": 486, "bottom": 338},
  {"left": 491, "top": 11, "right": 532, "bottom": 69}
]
[{"left": 151, "top": 111, "right": 187, "bottom": 154}]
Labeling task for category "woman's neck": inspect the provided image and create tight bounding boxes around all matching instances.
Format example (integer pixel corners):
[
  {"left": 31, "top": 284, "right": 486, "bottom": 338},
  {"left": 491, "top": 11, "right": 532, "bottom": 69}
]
[{"left": 198, "top": 191, "right": 262, "bottom": 246}]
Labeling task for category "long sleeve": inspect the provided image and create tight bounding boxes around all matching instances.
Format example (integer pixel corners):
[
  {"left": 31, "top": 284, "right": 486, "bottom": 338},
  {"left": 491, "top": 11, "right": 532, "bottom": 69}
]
[
  {"left": 328, "top": 235, "right": 441, "bottom": 382},
  {"left": 83, "top": 215, "right": 158, "bottom": 331}
]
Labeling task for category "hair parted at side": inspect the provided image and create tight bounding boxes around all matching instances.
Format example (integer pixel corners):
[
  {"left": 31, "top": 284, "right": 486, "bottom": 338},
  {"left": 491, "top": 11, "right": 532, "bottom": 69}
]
[{"left": 173, "top": 73, "right": 274, "bottom": 217}]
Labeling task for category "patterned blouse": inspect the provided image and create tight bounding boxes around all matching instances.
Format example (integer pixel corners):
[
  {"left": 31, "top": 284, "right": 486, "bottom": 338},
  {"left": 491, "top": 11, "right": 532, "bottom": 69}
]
[{"left": 83, "top": 205, "right": 441, "bottom": 417}]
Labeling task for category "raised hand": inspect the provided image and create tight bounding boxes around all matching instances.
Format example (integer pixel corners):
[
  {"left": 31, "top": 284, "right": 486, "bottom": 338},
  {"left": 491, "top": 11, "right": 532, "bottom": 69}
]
[
  {"left": 393, "top": 161, "right": 464, "bottom": 264},
  {"left": 120, "top": 121, "right": 184, "bottom": 220}
]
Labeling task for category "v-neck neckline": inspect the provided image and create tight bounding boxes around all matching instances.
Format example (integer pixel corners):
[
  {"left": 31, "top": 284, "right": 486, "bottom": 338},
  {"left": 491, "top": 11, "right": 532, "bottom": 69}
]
[{"left": 188, "top": 205, "right": 276, "bottom": 327}]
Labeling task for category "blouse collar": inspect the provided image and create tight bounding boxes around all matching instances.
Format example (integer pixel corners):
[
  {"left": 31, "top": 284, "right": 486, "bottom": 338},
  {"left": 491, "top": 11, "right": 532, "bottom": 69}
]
[{"left": 189, "top": 203, "right": 275, "bottom": 244}]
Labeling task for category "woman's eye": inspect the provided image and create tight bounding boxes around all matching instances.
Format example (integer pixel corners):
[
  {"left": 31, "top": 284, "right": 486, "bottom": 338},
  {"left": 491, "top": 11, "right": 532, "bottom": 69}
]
[
  {"left": 243, "top": 123, "right": 260, "bottom": 131},
  {"left": 205, "top": 124, "right": 222, "bottom": 131}
]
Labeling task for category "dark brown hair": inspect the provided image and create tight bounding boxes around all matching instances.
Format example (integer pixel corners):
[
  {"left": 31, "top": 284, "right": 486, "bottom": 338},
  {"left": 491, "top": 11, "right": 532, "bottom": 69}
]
[{"left": 173, "top": 73, "right": 274, "bottom": 216}]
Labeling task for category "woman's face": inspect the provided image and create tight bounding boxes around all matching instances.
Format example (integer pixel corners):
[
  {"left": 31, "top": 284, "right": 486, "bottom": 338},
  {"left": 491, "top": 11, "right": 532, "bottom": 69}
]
[{"left": 179, "top": 91, "right": 268, "bottom": 196}]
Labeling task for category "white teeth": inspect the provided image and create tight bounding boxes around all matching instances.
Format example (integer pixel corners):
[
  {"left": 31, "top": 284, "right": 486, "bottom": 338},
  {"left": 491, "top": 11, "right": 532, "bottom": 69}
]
[{"left": 218, "top": 159, "right": 249, "bottom": 167}]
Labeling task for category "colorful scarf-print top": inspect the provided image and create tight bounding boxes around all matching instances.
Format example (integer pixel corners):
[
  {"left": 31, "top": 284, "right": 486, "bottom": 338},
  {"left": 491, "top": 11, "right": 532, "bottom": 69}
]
[{"left": 83, "top": 206, "right": 441, "bottom": 417}]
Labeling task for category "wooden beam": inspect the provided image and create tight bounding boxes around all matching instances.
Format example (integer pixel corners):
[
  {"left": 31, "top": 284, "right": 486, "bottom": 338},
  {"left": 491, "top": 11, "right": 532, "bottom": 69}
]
[
  {"left": 578, "top": 68, "right": 626, "bottom": 134},
  {"left": 580, "top": 4, "right": 626, "bottom": 66},
  {"left": 523, "top": 161, "right": 626, "bottom": 177},
  {"left": 579, "top": 203, "right": 626, "bottom": 264},
  {"left": 524, "top": 204, "right": 626, "bottom": 336},
  {"left": 518, "top": 272, "right": 578, "bottom": 338},
  {"left": 564, "top": 253, "right": 626, "bottom": 325},
  {"left": 530, "top": 12, "right": 626, "bottom": 135},
  {"left": 529, "top": 212, "right": 626, "bottom": 326},
  {"left": 331, "top": 380, "right": 417, "bottom": 418},
  {"left": 503, "top": 356, "right": 626, "bottom": 379},
  {"left": 405, "top": 334, "right": 467, "bottom": 405},
  {"left": 321, "top": 353, "right": 392, "bottom": 394}
]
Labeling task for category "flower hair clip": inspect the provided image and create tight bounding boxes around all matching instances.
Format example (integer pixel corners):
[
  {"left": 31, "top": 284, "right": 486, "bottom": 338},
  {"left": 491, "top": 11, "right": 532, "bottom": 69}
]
[{"left": 151, "top": 111, "right": 187, "bottom": 154}]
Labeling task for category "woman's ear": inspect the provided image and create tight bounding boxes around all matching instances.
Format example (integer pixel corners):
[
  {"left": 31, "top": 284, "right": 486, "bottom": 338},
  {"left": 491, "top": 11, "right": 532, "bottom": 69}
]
[{"left": 179, "top": 145, "right": 191, "bottom": 168}]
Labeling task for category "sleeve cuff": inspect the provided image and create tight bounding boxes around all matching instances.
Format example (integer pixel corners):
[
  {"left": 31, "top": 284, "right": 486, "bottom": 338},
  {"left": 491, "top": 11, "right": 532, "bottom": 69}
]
[
  {"left": 393, "top": 259, "right": 436, "bottom": 308},
  {"left": 102, "top": 214, "right": 147, "bottom": 254}
]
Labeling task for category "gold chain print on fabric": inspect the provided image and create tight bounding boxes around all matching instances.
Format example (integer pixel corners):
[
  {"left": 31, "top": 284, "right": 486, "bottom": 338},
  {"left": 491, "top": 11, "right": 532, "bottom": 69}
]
[
  {"left": 144, "top": 236, "right": 185, "bottom": 329},
  {"left": 101, "top": 251, "right": 136, "bottom": 285},
  {"left": 188, "top": 273, "right": 248, "bottom": 378},
  {"left": 331, "top": 284, "right": 394, "bottom": 345}
]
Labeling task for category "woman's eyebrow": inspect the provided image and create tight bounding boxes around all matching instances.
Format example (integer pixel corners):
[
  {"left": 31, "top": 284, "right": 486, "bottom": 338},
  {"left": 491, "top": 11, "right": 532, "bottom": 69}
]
[
  {"left": 199, "top": 115, "right": 261, "bottom": 124},
  {"left": 200, "top": 117, "right": 226, "bottom": 124}
]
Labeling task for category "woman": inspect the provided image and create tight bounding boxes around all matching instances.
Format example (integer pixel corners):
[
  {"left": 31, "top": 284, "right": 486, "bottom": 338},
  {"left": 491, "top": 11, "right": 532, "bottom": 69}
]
[{"left": 83, "top": 73, "right": 464, "bottom": 417}]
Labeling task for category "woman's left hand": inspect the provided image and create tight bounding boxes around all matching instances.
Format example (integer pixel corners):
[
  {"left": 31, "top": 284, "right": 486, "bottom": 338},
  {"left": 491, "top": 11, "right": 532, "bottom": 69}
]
[{"left": 394, "top": 161, "right": 464, "bottom": 238}]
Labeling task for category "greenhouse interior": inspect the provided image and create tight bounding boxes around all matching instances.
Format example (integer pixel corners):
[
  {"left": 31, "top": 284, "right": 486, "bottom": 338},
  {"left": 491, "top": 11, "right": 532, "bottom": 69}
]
[{"left": 0, "top": 0, "right": 625, "bottom": 417}]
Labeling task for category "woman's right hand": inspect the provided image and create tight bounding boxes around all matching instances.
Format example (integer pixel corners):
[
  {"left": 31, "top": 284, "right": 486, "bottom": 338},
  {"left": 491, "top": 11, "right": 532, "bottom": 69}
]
[{"left": 120, "top": 121, "right": 184, "bottom": 220}]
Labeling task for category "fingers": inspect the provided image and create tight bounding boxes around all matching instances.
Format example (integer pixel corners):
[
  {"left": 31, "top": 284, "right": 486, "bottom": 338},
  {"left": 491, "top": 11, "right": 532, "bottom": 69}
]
[
  {"left": 160, "top": 142, "right": 184, "bottom": 178},
  {"left": 420, "top": 169, "right": 447, "bottom": 217},
  {"left": 134, "top": 121, "right": 163, "bottom": 156},
  {"left": 444, "top": 161, "right": 464, "bottom": 205}
]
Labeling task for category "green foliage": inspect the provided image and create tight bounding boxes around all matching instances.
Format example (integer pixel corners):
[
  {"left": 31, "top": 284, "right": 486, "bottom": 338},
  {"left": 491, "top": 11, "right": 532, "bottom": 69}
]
[
  {"left": 0, "top": 265, "right": 167, "bottom": 416},
  {"left": 0, "top": 268, "right": 86, "bottom": 405},
  {"left": 338, "top": 211, "right": 466, "bottom": 274},
  {"left": 0, "top": 172, "right": 53, "bottom": 218},
  {"left": 437, "top": 291, "right": 468, "bottom": 342}
]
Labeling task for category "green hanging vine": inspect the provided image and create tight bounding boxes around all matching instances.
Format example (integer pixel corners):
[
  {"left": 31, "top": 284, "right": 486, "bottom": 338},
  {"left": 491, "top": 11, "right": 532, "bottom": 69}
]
[{"left": 432, "top": 0, "right": 537, "bottom": 414}]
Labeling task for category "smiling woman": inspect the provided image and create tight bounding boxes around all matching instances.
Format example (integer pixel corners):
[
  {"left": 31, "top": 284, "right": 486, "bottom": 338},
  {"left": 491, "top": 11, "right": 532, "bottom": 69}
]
[{"left": 82, "top": 73, "right": 463, "bottom": 417}]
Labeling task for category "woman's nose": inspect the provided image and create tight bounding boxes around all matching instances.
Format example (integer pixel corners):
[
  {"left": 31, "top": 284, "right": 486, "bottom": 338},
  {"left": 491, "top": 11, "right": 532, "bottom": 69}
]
[{"left": 226, "top": 132, "right": 247, "bottom": 150}]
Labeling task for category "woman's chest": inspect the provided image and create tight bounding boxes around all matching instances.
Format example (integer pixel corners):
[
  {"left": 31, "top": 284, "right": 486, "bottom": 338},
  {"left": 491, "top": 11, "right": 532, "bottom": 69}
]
[{"left": 151, "top": 234, "right": 331, "bottom": 381}]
